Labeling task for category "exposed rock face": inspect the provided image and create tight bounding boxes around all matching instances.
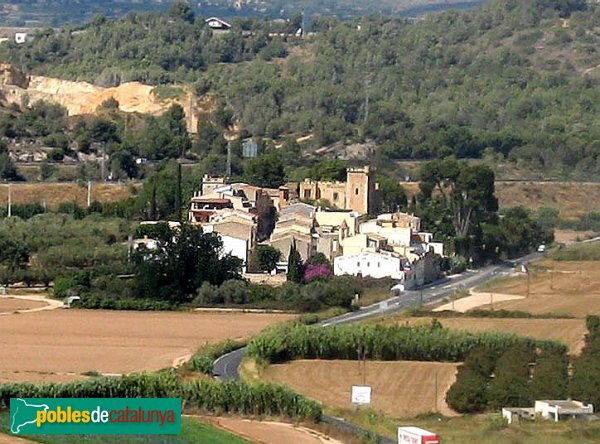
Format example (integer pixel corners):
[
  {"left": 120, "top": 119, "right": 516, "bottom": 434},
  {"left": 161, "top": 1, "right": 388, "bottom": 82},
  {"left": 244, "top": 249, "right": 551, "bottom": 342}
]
[
  {"left": 0, "top": 64, "right": 212, "bottom": 133},
  {"left": 0, "top": 64, "right": 29, "bottom": 88}
]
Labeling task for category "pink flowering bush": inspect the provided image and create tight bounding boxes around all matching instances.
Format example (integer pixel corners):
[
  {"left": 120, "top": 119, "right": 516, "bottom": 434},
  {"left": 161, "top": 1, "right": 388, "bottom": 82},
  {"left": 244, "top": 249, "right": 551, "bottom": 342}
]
[{"left": 303, "top": 263, "right": 332, "bottom": 282}]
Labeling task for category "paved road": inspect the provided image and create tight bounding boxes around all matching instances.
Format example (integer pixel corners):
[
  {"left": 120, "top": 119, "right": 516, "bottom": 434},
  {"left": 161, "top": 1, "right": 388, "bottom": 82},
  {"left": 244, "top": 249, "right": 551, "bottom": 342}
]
[
  {"left": 211, "top": 251, "right": 547, "bottom": 443},
  {"left": 213, "top": 251, "right": 543, "bottom": 381}
]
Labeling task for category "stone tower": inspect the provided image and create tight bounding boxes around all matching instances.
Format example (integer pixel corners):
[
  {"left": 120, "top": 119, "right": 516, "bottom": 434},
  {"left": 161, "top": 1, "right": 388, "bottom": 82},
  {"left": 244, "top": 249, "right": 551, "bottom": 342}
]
[{"left": 345, "top": 166, "right": 378, "bottom": 215}]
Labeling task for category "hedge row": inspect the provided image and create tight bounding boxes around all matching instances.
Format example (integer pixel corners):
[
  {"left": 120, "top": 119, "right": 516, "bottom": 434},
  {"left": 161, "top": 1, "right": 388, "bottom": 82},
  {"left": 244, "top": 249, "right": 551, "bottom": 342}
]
[
  {"left": 407, "top": 308, "right": 573, "bottom": 319},
  {"left": 0, "top": 372, "right": 322, "bottom": 421},
  {"left": 246, "top": 322, "right": 567, "bottom": 364}
]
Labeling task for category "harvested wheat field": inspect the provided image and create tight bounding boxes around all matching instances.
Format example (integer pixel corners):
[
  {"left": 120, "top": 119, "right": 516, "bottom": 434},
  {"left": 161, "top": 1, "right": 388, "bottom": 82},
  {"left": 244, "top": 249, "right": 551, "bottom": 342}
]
[
  {"left": 388, "top": 317, "right": 586, "bottom": 355},
  {"left": 481, "top": 261, "right": 600, "bottom": 317},
  {"left": 0, "top": 183, "right": 133, "bottom": 209},
  {"left": 204, "top": 417, "right": 343, "bottom": 444},
  {"left": 0, "top": 297, "right": 46, "bottom": 313},
  {"left": 263, "top": 360, "right": 459, "bottom": 418},
  {"left": 0, "top": 310, "right": 293, "bottom": 382}
]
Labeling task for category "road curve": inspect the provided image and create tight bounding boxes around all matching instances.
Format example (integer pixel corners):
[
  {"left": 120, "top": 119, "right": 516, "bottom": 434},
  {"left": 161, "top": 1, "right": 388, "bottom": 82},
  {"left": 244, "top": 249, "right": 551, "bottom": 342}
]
[
  {"left": 212, "top": 252, "right": 544, "bottom": 443},
  {"left": 213, "top": 253, "right": 543, "bottom": 381}
]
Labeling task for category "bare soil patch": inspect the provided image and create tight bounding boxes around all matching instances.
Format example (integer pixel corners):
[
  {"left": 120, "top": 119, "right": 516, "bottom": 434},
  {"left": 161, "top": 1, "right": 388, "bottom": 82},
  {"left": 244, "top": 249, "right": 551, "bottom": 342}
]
[
  {"left": 204, "top": 417, "right": 343, "bottom": 444},
  {"left": 263, "top": 360, "right": 459, "bottom": 418},
  {"left": 433, "top": 292, "right": 524, "bottom": 313},
  {"left": 0, "top": 183, "right": 133, "bottom": 209},
  {"left": 0, "top": 298, "right": 46, "bottom": 313},
  {"left": 0, "top": 310, "right": 293, "bottom": 382},
  {"left": 0, "top": 434, "right": 36, "bottom": 444},
  {"left": 481, "top": 261, "right": 600, "bottom": 317}
]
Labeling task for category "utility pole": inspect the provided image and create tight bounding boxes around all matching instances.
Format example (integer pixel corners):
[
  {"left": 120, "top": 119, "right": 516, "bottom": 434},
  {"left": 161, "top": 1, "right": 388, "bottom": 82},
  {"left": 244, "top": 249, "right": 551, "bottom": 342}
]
[
  {"left": 100, "top": 142, "right": 106, "bottom": 182},
  {"left": 175, "top": 162, "right": 182, "bottom": 223},
  {"left": 226, "top": 142, "right": 232, "bottom": 178},
  {"left": 434, "top": 371, "right": 438, "bottom": 413},
  {"left": 7, "top": 183, "right": 11, "bottom": 218},
  {"left": 87, "top": 181, "right": 92, "bottom": 207}
]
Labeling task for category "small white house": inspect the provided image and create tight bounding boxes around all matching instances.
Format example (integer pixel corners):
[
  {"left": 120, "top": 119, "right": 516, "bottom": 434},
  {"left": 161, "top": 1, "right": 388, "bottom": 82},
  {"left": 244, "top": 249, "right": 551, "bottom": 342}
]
[
  {"left": 14, "top": 32, "right": 28, "bottom": 44},
  {"left": 205, "top": 17, "right": 231, "bottom": 34},
  {"left": 334, "top": 251, "right": 410, "bottom": 280},
  {"left": 534, "top": 400, "right": 594, "bottom": 422}
]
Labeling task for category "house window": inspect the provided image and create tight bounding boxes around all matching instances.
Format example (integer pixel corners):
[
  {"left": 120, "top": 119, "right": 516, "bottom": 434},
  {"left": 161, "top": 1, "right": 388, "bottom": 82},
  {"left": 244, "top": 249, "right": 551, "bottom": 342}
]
[
  {"left": 355, "top": 188, "right": 359, "bottom": 195},
  {"left": 377, "top": 262, "right": 381, "bottom": 268},
  {"left": 357, "top": 262, "right": 360, "bottom": 267},
  {"left": 333, "top": 192, "right": 339, "bottom": 201},
  {"left": 304, "top": 189, "right": 311, "bottom": 199},
  {"left": 367, "top": 262, "right": 370, "bottom": 267}
]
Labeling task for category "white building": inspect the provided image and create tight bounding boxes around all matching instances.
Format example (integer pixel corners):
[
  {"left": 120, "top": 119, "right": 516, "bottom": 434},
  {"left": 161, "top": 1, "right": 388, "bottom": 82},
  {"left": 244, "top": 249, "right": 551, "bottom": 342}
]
[
  {"left": 14, "top": 32, "right": 28, "bottom": 44},
  {"left": 203, "top": 225, "right": 250, "bottom": 273},
  {"left": 534, "top": 400, "right": 594, "bottom": 422},
  {"left": 333, "top": 251, "right": 411, "bottom": 281}
]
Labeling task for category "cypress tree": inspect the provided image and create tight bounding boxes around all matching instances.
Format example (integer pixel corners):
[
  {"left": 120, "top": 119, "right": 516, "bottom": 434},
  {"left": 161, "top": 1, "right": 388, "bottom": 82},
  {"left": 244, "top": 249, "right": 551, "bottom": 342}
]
[{"left": 287, "top": 240, "right": 304, "bottom": 283}]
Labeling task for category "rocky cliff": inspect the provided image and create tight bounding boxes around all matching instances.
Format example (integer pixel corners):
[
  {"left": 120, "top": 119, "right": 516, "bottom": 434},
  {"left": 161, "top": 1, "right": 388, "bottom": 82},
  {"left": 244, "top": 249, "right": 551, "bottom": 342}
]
[{"left": 0, "top": 65, "right": 211, "bottom": 133}]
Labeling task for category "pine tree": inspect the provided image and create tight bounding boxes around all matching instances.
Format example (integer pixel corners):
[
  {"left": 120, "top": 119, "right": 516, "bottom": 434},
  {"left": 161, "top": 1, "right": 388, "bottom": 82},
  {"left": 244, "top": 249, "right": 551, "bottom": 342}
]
[{"left": 287, "top": 240, "right": 304, "bottom": 283}]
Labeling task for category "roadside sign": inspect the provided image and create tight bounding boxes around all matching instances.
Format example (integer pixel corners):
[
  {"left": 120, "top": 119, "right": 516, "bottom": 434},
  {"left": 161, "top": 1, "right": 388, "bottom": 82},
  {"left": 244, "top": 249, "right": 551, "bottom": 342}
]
[{"left": 351, "top": 386, "right": 371, "bottom": 405}]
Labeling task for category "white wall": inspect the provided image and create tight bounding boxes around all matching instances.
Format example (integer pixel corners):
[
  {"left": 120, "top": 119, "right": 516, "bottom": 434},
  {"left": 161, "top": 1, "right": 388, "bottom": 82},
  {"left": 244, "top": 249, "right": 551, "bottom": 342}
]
[
  {"left": 334, "top": 252, "right": 406, "bottom": 280},
  {"left": 220, "top": 235, "right": 248, "bottom": 273}
]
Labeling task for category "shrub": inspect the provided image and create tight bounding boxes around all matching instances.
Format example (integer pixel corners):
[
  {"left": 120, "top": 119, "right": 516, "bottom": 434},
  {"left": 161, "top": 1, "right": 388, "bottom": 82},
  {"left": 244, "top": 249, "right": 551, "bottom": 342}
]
[
  {"left": 0, "top": 373, "right": 322, "bottom": 422},
  {"left": 246, "top": 322, "right": 565, "bottom": 364}
]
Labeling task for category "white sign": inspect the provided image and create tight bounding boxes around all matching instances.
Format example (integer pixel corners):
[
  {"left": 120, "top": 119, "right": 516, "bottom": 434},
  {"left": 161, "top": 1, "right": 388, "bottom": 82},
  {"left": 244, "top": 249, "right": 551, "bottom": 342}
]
[
  {"left": 351, "top": 386, "right": 372, "bottom": 405},
  {"left": 380, "top": 300, "right": 389, "bottom": 310}
]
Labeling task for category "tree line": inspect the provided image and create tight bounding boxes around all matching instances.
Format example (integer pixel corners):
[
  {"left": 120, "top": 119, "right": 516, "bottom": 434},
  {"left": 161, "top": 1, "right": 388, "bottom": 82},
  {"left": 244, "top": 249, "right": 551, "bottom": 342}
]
[{"left": 1, "top": 0, "right": 598, "bottom": 177}]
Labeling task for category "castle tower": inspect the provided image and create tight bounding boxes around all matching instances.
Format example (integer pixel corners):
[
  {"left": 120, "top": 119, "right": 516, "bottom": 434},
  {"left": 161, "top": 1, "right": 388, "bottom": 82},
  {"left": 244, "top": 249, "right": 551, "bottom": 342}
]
[{"left": 345, "top": 166, "right": 377, "bottom": 214}]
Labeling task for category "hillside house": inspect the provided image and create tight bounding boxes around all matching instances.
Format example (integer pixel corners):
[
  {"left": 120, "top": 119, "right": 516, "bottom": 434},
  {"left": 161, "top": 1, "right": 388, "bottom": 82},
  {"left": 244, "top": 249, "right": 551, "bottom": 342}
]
[{"left": 206, "top": 17, "right": 231, "bottom": 34}]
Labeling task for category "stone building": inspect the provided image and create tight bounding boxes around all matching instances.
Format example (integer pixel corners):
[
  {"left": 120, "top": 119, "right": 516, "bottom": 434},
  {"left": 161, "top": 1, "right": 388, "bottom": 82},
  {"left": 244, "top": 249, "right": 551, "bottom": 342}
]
[{"left": 295, "top": 166, "right": 380, "bottom": 215}]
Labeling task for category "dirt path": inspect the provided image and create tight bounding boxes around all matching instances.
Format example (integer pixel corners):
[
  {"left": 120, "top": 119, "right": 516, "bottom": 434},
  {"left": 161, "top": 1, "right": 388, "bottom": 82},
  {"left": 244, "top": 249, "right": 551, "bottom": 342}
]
[
  {"left": 199, "top": 417, "right": 344, "bottom": 444},
  {"left": 0, "top": 434, "right": 36, "bottom": 444},
  {"left": 433, "top": 292, "right": 524, "bottom": 313},
  {"left": 0, "top": 294, "right": 62, "bottom": 315}
]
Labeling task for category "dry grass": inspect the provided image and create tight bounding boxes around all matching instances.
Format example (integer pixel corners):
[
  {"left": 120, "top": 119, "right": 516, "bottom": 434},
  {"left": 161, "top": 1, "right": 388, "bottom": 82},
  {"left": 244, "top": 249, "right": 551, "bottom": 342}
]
[
  {"left": 0, "top": 183, "right": 134, "bottom": 209},
  {"left": 494, "top": 182, "right": 600, "bottom": 219},
  {"left": 263, "top": 360, "right": 459, "bottom": 418},
  {"left": 480, "top": 260, "right": 600, "bottom": 317},
  {"left": 554, "top": 229, "right": 598, "bottom": 244},
  {"left": 0, "top": 310, "right": 293, "bottom": 381},
  {"left": 383, "top": 317, "right": 586, "bottom": 355},
  {"left": 399, "top": 180, "right": 600, "bottom": 220}
]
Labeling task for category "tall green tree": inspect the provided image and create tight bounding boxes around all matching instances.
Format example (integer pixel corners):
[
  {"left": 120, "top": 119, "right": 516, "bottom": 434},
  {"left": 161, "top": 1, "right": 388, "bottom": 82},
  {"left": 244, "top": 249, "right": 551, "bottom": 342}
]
[
  {"left": 133, "top": 222, "right": 243, "bottom": 302},
  {"left": 243, "top": 153, "right": 285, "bottom": 188},
  {"left": 419, "top": 157, "right": 498, "bottom": 256},
  {"left": 286, "top": 240, "right": 303, "bottom": 283}
]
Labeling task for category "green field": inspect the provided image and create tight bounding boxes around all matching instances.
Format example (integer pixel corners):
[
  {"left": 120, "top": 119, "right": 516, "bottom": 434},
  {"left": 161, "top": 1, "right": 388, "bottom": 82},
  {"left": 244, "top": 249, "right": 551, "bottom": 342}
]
[{"left": 0, "top": 412, "right": 251, "bottom": 444}]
